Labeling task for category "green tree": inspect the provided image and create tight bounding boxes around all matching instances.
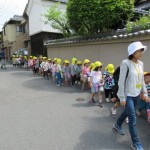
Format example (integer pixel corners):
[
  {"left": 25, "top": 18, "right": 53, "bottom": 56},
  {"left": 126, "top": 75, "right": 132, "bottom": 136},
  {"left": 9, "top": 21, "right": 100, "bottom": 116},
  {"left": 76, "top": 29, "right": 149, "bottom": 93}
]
[
  {"left": 44, "top": 3, "right": 71, "bottom": 37},
  {"left": 67, "top": 0, "right": 134, "bottom": 35}
]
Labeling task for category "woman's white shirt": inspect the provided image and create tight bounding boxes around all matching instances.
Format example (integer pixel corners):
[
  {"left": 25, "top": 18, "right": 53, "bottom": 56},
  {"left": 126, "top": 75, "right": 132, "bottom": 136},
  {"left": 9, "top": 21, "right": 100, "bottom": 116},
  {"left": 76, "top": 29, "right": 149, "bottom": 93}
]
[{"left": 117, "top": 59, "right": 147, "bottom": 101}]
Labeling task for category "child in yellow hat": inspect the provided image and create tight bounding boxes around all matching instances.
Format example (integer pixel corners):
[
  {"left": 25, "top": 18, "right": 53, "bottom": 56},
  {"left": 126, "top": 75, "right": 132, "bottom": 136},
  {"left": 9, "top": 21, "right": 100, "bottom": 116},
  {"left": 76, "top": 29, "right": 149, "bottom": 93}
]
[
  {"left": 52, "top": 58, "right": 57, "bottom": 81},
  {"left": 70, "top": 58, "right": 77, "bottom": 86},
  {"left": 63, "top": 60, "right": 71, "bottom": 85},
  {"left": 81, "top": 59, "right": 90, "bottom": 90},
  {"left": 74, "top": 61, "right": 82, "bottom": 86},
  {"left": 28, "top": 56, "right": 33, "bottom": 70},
  {"left": 103, "top": 64, "right": 115, "bottom": 103},
  {"left": 56, "top": 59, "right": 63, "bottom": 86},
  {"left": 89, "top": 61, "right": 104, "bottom": 107}
]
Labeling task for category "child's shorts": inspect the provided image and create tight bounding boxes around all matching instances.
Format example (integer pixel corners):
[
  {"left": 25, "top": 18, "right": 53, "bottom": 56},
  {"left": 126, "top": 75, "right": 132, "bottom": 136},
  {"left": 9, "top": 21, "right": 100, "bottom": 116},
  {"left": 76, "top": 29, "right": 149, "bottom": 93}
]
[{"left": 91, "top": 83, "right": 100, "bottom": 93}]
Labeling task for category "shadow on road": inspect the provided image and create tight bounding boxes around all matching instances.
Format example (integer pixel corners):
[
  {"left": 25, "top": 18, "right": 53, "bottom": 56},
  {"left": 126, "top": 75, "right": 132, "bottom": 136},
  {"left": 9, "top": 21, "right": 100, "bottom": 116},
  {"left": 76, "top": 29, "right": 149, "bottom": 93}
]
[{"left": 74, "top": 115, "right": 150, "bottom": 150}]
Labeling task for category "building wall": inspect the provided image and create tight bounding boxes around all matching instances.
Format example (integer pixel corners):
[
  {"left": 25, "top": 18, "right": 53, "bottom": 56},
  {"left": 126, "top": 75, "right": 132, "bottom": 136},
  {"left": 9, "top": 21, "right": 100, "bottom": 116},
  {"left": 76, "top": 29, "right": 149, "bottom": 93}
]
[
  {"left": 30, "top": 32, "right": 63, "bottom": 56},
  {"left": 47, "top": 35, "right": 150, "bottom": 71},
  {"left": 10, "top": 33, "right": 30, "bottom": 55},
  {"left": 26, "top": 0, "right": 66, "bottom": 36},
  {"left": 41, "top": 0, "right": 66, "bottom": 33},
  {"left": 26, "top": 0, "right": 42, "bottom": 36},
  {"left": 7, "top": 25, "right": 17, "bottom": 42}
]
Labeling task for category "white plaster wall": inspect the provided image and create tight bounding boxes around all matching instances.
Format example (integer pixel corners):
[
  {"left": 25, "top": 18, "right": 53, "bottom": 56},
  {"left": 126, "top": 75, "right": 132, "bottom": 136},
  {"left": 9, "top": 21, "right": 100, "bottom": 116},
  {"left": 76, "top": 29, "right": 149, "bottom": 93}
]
[
  {"left": 47, "top": 36, "right": 150, "bottom": 71},
  {"left": 41, "top": 0, "right": 66, "bottom": 33},
  {"left": 26, "top": 0, "right": 42, "bottom": 36},
  {"left": 26, "top": 0, "right": 67, "bottom": 36}
]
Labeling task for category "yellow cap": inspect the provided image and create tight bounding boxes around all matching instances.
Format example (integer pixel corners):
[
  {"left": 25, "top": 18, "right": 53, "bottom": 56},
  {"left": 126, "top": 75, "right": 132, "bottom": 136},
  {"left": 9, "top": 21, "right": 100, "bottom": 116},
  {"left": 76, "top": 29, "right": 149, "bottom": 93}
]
[
  {"left": 84, "top": 59, "right": 90, "bottom": 64},
  {"left": 72, "top": 58, "right": 77, "bottom": 64},
  {"left": 48, "top": 58, "right": 51, "bottom": 61},
  {"left": 77, "top": 61, "right": 82, "bottom": 65},
  {"left": 95, "top": 61, "right": 103, "bottom": 67},
  {"left": 90, "top": 63, "right": 94, "bottom": 68},
  {"left": 105, "top": 64, "right": 115, "bottom": 74},
  {"left": 64, "top": 60, "right": 69, "bottom": 64},
  {"left": 54, "top": 58, "right": 57, "bottom": 61},
  {"left": 33, "top": 56, "right": 37, "bottom": 60},
  {"left": 30, "top": 56, "right": 33, "bottom": 58},
  {"left": 144, "top": 72, "right": 150, "bottom": 76},
  {"left": 92, "top": 61, "right": 103, "bottom": 70},
  {"left": 57, "top": 59, "right": 61, "bottom": 65},
  {"left": 42, "top": 57, "right": 47, "bottom": 60}
]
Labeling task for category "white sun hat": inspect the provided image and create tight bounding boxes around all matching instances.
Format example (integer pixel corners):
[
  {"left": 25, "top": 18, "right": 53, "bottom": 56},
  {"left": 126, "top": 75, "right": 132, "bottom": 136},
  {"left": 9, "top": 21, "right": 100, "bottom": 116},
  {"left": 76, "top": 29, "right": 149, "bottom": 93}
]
[{"left": 128, "top": 41, "right": 147, "bottom": 56}]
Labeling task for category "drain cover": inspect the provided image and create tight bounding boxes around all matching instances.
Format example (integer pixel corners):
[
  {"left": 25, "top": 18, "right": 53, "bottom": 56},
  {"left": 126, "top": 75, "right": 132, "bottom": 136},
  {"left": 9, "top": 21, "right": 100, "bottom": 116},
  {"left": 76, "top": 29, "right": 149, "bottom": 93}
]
[{"left": 76, "top": 98, "right": 85, "bottom": 102}]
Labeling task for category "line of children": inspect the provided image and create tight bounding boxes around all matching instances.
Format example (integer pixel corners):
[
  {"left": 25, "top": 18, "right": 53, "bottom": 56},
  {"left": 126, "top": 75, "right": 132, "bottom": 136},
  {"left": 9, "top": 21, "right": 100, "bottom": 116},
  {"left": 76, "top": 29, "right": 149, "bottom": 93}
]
[{"left": 21, "top": 55, "right": 150, "bottom": 123}]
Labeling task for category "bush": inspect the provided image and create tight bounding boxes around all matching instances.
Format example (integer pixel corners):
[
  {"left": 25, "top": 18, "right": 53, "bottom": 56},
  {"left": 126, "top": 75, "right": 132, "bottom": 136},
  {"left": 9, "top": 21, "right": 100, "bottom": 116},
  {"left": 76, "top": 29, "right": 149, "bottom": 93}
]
[
  {"left": 67, "top": 0, "right": 134, "bottom": 35},
  {"left": 126, "top": 14, "right": 150, "bottom": 33}
]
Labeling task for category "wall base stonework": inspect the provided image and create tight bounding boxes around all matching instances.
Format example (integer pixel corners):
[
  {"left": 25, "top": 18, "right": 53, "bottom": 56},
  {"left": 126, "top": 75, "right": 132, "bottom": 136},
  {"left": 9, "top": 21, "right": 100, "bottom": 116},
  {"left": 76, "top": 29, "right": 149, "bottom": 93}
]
[{"left": 47, "top": 35, "right": 150, "bottom": 71}]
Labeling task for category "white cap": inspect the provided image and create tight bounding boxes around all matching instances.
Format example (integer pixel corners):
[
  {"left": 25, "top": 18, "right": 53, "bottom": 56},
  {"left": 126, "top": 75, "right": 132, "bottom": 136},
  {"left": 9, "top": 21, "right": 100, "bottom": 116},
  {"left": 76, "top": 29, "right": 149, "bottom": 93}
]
[{"left": 128, "top": 41, "right": 147, "bottom": 56}]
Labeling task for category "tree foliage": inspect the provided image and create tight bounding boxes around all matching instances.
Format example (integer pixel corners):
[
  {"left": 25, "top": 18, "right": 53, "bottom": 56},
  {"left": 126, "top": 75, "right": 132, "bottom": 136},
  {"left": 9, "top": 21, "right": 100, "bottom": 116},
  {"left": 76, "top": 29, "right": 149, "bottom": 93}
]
[
  {"left": 67, "top": 0, "right": 134, "bottom": 35},
  {"left": 126, "top": 13, "right": 150, "bottom": 33},
  {"left": 44, "top": 3, "right": 71, "bottom": 37}
]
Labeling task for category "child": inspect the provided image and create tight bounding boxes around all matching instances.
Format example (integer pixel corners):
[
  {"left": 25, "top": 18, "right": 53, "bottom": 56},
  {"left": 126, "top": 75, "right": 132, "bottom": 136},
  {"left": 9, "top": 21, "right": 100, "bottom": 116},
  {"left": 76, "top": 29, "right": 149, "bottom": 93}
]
[
  {"left": 75, "top": 61, "right": 82, "bottom": 86},
  {"left": 81, "top": 59, "right": 90, "bottom": 90},
  {"left": 43, "top": 58, "right": 49, "bottom": 79},
  {"left": 63, "top": 60, "right": 71, "bottom": 84},
  {"left": 56, "top": 59, "right": 63, "bottom": 86},
  {"left": 12, "top": 55, "right": 16, "bottom": 67},
  {"left": 52, "top": 58, "right": 58, "bottom": 81},
  {"left": 70, "top": 58, "right": 77, "bottom": 86},
  {"left": 103, "top": 64, "right": 115, "bottom": 102},
  {"left": 33, "top": 57, "right": 39, "bottom": 75},
  {"left": 90, "top": 61, "right": 104, "bottom": 107},
  {"left": 40, "top": 57, "right": 47, "bottom": 77},
  {"left": 136, "top": 72, "right": 150, "bottom": 122},
  {"left": 47, "top": 59, "right": 53, "bottom": 77},
  {"left": 28, "top": 56, "right": 33, "bottom": 70}
]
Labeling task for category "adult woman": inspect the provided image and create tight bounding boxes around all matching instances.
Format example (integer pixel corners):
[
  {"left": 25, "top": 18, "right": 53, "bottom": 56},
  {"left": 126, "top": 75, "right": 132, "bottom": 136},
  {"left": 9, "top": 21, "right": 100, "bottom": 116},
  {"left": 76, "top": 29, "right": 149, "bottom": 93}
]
[{"left": 113, "top": 41, "right": 148, "bottom": 150}]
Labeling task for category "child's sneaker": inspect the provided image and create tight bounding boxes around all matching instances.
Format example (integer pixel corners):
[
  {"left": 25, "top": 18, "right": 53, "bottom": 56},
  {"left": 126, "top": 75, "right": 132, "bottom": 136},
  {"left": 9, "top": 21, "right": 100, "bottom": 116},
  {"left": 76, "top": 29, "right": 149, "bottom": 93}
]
[
  {"left": 111, "top": 107, "right": 117, "bottom": 115},
  {"left": 136, "top": 110, "right": 142, "bottom": 117},
  {"left": 105, "top": 98, "right": 110, "bottom": 103},
  {"left": 90, "top": 98, "right": 96, "bottom": 103},
  {"left": 125, "top": 117, "right": 129, "bottom": 124},
  {"left": 98, "top": 103, "right": 103, "bottom": 108},
  {"left": 56, "top": 84, "right": 60, "bottom": 87}
]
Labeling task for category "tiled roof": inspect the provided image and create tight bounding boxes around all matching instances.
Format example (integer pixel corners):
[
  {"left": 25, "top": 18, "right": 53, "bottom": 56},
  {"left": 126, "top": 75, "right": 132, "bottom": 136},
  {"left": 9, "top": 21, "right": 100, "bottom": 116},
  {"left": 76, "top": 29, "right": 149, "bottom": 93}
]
[
  {"left": 45, "top": 29, "right": 150, "bottom": 46},
  {"left": 50, "top": 0, "right": 68, "bottom": 3},
  {"left": 134, "top": 1, "right": 150, "bottom": 14}
]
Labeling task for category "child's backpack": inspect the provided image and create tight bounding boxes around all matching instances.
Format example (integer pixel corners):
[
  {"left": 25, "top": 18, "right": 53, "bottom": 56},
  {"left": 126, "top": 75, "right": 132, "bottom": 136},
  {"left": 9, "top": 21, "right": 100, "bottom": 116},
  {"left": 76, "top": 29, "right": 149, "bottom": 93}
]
[{"left": 112, "top": 66, "right": 129, "bottom": 96}]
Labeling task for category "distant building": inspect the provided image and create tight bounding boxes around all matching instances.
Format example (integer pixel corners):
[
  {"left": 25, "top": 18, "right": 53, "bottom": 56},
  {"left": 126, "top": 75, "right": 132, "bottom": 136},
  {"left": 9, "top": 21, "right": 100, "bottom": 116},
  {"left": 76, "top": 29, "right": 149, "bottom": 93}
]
[{"left": 2, "top": 15, "right": 30, "bottom": 59}]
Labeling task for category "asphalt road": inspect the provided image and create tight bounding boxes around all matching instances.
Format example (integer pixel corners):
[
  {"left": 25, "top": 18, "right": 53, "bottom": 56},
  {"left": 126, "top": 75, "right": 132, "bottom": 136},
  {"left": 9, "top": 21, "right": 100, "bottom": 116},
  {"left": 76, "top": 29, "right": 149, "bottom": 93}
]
[{"left": 0, "top": 65, "right": 149, "bottom": 150}]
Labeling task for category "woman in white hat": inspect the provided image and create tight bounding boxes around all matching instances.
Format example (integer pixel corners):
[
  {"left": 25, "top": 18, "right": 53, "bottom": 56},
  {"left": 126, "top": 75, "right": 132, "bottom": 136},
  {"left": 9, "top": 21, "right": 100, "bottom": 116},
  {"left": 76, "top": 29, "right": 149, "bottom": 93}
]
[{"left": 113, "top": 41, "right": 149, "bottom": 150}]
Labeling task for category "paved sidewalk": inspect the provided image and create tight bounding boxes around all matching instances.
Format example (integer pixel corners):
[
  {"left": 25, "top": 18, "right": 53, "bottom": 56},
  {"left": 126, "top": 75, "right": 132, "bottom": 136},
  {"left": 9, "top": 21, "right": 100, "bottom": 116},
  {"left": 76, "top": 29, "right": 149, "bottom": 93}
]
[{"left": 0, "top": 67, "right": 149, "bottom": 150}]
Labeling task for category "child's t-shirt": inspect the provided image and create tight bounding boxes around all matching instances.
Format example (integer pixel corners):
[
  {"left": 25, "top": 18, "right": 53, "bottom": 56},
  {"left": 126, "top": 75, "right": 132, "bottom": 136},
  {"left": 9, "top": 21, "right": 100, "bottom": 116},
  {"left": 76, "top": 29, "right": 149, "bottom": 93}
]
[
  {"left": 52, "top": 64, "right": 57, "bottom": 73},
  {"left": 90, "top": 71, "right": 102, "bottom": 84},
  {"left": 57, "top": 64, "right": 62, "bottom": 73},
  {"left": 64, "top": 66, "right": 70, "bottom": 74},
  {"left": 103, "top": 70, "right": 114, "bottom": 89},
  {"left": 82, "top": 66, "right": 90, "bottom": 75}
]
